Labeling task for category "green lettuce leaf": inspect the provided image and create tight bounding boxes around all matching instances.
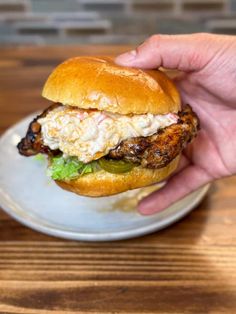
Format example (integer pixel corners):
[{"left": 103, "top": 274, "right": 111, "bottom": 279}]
[
  {"left": 34, "top": 153, "right": 46, "bottom": 163},
  {"left": 48, "top": 156, "right": 98, "bottom": 180}
]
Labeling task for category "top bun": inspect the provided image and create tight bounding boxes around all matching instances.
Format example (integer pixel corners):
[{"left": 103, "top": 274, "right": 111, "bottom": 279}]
[{"left": 42, "top": 56, "right": 181, "bottom": 115}]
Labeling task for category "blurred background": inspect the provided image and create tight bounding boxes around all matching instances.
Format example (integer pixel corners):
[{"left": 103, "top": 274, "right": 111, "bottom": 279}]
[{"left": 1, "top": 0, "right": 236, "bottom": 46}]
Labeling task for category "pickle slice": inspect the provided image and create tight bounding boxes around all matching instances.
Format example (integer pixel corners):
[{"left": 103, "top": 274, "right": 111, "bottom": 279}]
[{"left": 98, "top": 158, "right": 135, "bottom": 174}]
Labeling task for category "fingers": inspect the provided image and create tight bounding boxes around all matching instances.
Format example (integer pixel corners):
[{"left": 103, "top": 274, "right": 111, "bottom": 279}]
[
  {"left": 172, "top": 154, "right": 190, "bottom": 175},
  {"left": 138, "top": 164, "right": 211, "bottom": 215},
  {"left": 116, "top": 33, "right": 219, "bottom": 72}
]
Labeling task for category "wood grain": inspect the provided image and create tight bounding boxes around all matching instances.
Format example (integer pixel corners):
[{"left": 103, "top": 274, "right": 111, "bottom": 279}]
[{"left": 0, "top": 45, "right": 236, "bottom": 313}]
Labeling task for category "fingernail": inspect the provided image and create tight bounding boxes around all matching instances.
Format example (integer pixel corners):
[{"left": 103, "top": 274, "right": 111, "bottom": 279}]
[
  {"left": 137, "top": 203, "right": 154, "bottom": 216},
  {"left": 115, "top": 50, "right": 137, "bottom": 64},
  {"left": 138, "top": 200, "right": 165, "bottom": 215}
]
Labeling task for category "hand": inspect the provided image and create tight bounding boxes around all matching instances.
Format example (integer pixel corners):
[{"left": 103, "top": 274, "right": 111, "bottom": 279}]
[{"left": 115, "top": 33, "right": 236, "bottom": 215}]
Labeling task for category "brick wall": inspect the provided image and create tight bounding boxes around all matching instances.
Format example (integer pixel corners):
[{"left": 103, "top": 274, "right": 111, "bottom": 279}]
[{"left": 0, "top": 0, "right": 236, "bottom": 45}]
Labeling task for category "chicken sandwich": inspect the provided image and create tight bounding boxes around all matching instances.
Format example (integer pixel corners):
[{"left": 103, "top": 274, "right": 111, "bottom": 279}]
[{"left": 17, "top": 56, "right": 199, "bottom": 196}]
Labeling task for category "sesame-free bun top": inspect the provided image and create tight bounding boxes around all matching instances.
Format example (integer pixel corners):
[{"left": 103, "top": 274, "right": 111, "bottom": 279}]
[{"left": 42, "top": 56, "right": 181, "bottom": 115}]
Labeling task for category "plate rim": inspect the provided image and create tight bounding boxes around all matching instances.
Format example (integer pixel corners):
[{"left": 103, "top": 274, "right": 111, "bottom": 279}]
[{"left": 0, "top": 184, "right": 210, "bottom": 241}]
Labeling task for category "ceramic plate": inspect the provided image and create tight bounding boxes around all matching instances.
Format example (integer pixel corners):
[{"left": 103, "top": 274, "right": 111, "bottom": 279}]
[{"left": 0, "top": 114, "right": 210, "bottom": 241}]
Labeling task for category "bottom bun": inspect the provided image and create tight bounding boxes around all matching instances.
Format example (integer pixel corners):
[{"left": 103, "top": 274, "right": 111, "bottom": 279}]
[{"left": 55, "top": 155, "right": 180, "bottom": 197}]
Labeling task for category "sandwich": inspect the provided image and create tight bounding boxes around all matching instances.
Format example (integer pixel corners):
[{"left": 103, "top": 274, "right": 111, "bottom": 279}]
[{"left": 17, "top": 56, "right": 199, "bottom": 197}]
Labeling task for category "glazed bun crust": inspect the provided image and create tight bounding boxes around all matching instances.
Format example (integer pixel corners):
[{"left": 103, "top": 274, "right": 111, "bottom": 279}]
[
  {"left": 42, "top": 56, "right": 181, "bottom": 115},
  {"left": 55, "top": 155, "right": 180, "bottom": 197}
]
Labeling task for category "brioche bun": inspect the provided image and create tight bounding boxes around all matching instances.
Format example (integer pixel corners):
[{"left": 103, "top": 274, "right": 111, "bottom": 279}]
[
  {"left": 55, "top": 156, "right": 180, "bottom": 197},
  {"left": 42, "top": 56, "right": 181, "bottom": 115}
]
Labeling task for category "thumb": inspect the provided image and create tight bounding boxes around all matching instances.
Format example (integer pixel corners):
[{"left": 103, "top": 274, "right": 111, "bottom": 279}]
[
  {"left": 115, "top": 33, "right": 217, "bottom": 72},
  {"left": 138, "top": 164, "right": 210, "bottom": 215}
]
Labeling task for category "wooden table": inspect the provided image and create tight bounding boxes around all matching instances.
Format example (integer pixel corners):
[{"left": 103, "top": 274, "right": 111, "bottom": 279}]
[{"left": 0, "top": 45, "right": 236, "bottom": 314}]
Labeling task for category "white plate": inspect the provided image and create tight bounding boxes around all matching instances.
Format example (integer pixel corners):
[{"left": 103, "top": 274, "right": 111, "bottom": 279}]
[{"left": 0, "top": 114, "right": 210, "bottom": 241}]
